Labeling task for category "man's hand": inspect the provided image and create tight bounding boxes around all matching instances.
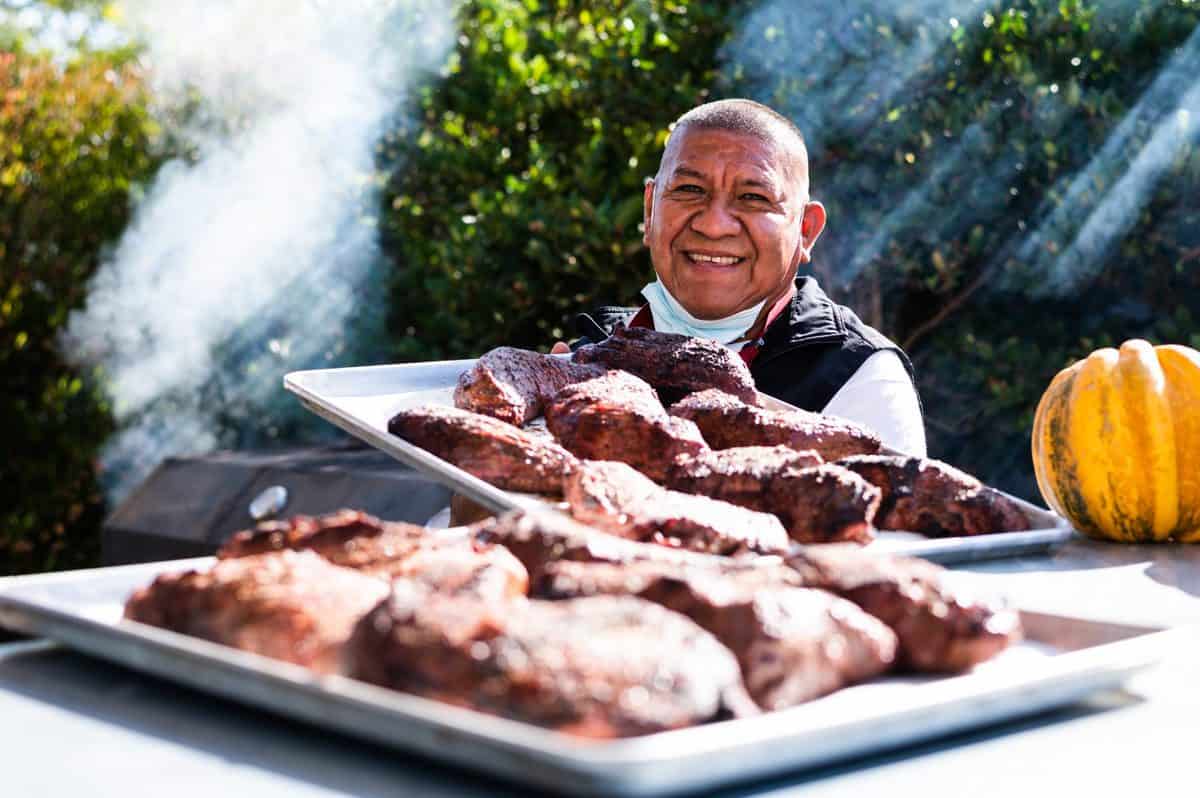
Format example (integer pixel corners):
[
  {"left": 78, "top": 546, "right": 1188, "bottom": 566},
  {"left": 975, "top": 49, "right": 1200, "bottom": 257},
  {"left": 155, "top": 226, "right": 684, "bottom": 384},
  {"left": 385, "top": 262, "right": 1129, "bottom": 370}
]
[{"left": 551, "top": 341, "right": 570, "bottom": 354}]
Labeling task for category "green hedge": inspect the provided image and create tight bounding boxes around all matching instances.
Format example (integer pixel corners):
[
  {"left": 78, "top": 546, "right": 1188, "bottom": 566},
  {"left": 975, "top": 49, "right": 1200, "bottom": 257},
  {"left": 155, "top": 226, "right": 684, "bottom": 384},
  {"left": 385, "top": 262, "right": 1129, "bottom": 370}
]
[{"left": 0, "top": 50, "right": 159, "bottom": 574}]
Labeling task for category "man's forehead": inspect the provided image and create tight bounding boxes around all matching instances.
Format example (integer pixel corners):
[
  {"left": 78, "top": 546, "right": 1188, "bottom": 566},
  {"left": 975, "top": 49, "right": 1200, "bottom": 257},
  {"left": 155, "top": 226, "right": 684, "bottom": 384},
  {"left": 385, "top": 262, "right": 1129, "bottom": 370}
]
[
  {"left": 669, "top": 158, "right": 785, "bottom": 187},
  {"left": 661, "top": 127, "right": 806, "bottom": 189}
]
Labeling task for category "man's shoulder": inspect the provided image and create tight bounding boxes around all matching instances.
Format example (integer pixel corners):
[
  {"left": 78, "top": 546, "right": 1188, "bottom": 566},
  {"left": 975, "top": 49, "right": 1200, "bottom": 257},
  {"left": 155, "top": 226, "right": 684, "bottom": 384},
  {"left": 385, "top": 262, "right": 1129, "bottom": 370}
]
[
  {"left": 831, "top": 298, "right": 901, "bottom": 354},
  {"left": 783, "top": 276, "right": 904, "bottom": 354},
  {"left": 754, "top": 277, "right": 919, "bottom": 412}
]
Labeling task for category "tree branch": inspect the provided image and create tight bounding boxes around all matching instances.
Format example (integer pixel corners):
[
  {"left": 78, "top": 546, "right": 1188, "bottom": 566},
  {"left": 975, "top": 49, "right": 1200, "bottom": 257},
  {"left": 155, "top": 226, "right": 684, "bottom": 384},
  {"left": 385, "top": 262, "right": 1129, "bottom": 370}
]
[{"left": 901, "top": 268, "right": 989, "bottom": 352}]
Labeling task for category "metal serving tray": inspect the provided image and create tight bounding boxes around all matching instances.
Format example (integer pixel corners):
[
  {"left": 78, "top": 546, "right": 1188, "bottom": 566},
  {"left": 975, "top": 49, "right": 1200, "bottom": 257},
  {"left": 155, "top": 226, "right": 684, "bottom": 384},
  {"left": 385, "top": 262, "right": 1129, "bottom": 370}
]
[
  {"left": 283, "top": 360, "right": 1075, "bottom": 564},
  {"left": 0, "top": 559, "right": 1173, "bottom": 797}
]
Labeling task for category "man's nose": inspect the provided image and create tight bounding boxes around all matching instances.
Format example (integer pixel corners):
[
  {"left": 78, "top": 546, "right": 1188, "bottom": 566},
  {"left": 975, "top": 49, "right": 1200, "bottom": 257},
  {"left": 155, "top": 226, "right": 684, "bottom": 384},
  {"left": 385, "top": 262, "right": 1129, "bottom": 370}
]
[{"left": 689, "top": 198, "right": 741, "bottom": 238}]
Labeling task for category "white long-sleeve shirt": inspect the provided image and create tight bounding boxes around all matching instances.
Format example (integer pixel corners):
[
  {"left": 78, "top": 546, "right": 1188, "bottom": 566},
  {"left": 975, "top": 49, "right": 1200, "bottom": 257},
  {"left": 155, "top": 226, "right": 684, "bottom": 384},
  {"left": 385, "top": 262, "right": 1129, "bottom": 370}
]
[{"left": 820, "top": 349, "right": 926, "bottom": 456}]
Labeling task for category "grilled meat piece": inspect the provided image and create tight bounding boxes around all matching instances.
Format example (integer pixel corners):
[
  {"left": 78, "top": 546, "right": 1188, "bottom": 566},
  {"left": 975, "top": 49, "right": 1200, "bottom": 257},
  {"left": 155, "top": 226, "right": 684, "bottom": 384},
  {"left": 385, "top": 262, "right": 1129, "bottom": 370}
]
[
  {"left": 565, "top": 460, "right": 790, "bottom": 556},
  {"left": 670, "top": 389, "right": 880, "bottom": 460},
  {"left": 674, "top": 445, "right": 825, "bottom": 478},
  {"left": 346, "top": 587, "right": 757, "bottom": 738},
  {"left": 667, "top": 449, "right": 879, "bottom": 544},
  {"left": 220, "top": 509, "right": 409, "bottom": 563},
  {"left": 455, "top": 347, "right": 604, "bottom": 425},
  {"left": 572, "top": 326, "right": 759, "bottom": 405},
  {"left": 471, "top": 509, "right": 786, "bottom": 585},
  {"left": 388, "top": 404, "right": 577, "bottom": 495},
  {"left": 219, "top": 509, "right": 528, "bottom": 602},
  {"left": 387, "top": 543, "right": 529, "bottom": 602},
  {"left": 545, "top": 370, "right": 707, "bottom": 482},
  {"left": 539, "top": 560, "right": 896, "bottom": 710},
  {"left": 124, "top": 551, "right": 388, "bottom": 674},
  {"left": 837, "top": 455, "right": 1031, "bottom": 537},
  {"left": 786, "top": 545, "right": 1021, "bottom": 672},
  {"left": 533, "top": 557, "right": 800, "bottom": 599}
]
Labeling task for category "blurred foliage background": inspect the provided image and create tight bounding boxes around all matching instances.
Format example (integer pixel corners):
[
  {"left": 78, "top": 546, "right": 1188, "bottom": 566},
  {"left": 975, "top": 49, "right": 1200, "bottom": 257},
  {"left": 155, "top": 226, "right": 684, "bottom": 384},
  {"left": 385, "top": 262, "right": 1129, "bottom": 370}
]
[
  {"left": 3, "top": 0, "right": 1199, "bottom": 573},
  {"left": 1, "top": 14, "right": 159, "bottom": 573}
]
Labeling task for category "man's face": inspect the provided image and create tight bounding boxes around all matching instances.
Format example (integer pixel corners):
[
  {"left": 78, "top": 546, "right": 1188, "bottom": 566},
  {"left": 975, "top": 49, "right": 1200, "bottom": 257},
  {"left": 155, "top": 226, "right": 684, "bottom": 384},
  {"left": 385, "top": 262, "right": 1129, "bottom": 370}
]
[{"left": 643, "top": 127, "right": 825, "bottom": 320}]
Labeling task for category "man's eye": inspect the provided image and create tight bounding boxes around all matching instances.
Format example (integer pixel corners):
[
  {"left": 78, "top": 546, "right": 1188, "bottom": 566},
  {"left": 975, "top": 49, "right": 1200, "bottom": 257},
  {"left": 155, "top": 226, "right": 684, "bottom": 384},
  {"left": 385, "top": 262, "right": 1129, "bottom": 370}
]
[
  {"left": 741, "top": 192, "right": 770, "bottom": 202},
  {"left": 673, "top": 184, "right": 704, "bottom": 193}
]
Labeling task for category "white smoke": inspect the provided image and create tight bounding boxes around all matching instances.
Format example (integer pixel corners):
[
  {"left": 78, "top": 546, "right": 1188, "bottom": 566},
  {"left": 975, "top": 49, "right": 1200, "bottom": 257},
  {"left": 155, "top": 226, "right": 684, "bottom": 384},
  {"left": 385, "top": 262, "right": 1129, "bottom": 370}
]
[
  {"left": 1016, "top": 21, "right": 1200, "bottom": 297},
  {"left": 721, "top": 0, "right": 1197, "bottom": 299},
  {"left": 65, "top": 0, "right": 458, "bottom": 501},
  {"left": 720, "top": 0, "right": 996, "bottom": 155}
]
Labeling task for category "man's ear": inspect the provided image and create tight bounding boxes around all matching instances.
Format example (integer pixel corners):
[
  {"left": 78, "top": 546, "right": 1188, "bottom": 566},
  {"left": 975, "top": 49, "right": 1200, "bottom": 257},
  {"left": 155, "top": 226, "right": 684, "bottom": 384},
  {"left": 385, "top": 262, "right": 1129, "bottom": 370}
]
[
  {"left": 642, "top": 178, "right": 655, "bottom": 247},
  {"left": 795, "top": 200, "right": 827, "bottom": 264}
]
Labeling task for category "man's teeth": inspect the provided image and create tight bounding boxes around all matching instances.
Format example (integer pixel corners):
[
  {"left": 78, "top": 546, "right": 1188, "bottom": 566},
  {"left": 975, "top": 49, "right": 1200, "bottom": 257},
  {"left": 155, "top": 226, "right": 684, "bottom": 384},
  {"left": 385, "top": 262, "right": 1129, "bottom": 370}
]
[{"left": 689, "top": 253, "right": 741, "bottom": 265}]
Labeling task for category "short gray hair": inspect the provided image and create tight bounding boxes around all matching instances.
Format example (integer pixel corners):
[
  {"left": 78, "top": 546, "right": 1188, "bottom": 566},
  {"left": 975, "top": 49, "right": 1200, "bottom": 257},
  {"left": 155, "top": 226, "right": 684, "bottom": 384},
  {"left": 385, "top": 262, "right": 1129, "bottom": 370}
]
[{"left": 663, "top": 98, "right": 810, "bottom": 187}]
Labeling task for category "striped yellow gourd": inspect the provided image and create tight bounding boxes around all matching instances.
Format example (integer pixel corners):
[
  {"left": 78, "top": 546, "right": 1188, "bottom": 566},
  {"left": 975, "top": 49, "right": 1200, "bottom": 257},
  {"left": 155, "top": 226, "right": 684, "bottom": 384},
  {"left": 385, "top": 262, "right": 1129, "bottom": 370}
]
[{"left": 1031, "top": 339, "right": 1200, "bottom": 543}]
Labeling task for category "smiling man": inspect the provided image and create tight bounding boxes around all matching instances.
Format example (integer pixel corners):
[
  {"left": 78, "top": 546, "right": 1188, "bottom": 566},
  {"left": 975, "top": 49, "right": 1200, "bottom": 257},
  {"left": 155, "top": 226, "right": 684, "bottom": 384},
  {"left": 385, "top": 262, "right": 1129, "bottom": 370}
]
[{"left": 564, "top": 99, "right": 926, "bottom": 456}]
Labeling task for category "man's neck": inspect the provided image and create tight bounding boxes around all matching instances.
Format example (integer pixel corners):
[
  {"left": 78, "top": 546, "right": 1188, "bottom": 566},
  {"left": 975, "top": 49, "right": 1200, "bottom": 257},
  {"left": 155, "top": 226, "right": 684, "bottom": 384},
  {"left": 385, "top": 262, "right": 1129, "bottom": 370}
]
[{"left": 733, "top": 279, "right": 798, "bottom": 343}]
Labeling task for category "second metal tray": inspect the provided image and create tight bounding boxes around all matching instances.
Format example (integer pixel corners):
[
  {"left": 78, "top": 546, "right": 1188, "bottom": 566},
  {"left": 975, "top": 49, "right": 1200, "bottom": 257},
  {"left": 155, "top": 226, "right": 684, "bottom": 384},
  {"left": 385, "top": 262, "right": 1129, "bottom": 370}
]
[
  {"left": 0, "top": 558, "right": 1173, "bottom": 797},
  {"left": 283, "top": 360, "right": 1076, "bottom": 564}
]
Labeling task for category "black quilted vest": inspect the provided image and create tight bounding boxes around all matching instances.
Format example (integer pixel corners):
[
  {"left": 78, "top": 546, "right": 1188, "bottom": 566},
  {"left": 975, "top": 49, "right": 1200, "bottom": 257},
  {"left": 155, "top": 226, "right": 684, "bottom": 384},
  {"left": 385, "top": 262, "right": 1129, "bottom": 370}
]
[{"left": 572, "top": 276, "right": 920, "bottom": 414}]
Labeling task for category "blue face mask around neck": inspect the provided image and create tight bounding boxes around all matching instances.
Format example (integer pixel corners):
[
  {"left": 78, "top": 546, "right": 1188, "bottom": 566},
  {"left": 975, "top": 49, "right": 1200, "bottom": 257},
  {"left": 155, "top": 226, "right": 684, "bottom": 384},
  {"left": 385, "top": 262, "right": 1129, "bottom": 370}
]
[{"left": 640, "top": 280, "right": 766, "bottom": 352}]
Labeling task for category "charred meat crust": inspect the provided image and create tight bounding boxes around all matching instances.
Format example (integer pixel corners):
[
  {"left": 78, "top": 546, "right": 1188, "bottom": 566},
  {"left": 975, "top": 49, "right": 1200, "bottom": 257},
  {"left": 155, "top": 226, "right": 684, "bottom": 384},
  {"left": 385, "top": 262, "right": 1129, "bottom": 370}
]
[
  {"left": 538, "top": 560, "right": 897, "bottom": 710},
  {"left": 388, "top": 404, "right": 578, "bottom": 495},
  {"left": 469, "top": 509, "right": 784, "bottom": 585},
  {"left": 220, "top": 509, "right": 406, "bottom": 562},
  {"left": 564, "top": 460, "right": 791, "bottom": 556},
  {"left": 786, "top": 544, "right": 1021, "bottom": 672},
  {"left": 124, "top": 550, "right": 388, "bottom": 674},
  {"left": 670, "top": 389, "right": 880, "bottom": 460},
  {"left": 128, "top": 506, "right": 1020, "bottom": 736},
  {"left": 572, "top": 326, "right": 759, "bottom": 405},
  {"left": 837, "top": 455, "right": 1031, "bottom": 537},
  {"left": 545, "top": 370, "right": 707, "bottom": 483},
  {"left": 346, "top": 588, "right": 758, "bottom": 738},
  {"left": 219, "top": 508, "right": 528, "bottom": 601},
  {"left": 455, "top": 347, "right": 604, "bottom": 425},
  {"left": 667, "top": 450, "right": 880, "bottom": 544}
]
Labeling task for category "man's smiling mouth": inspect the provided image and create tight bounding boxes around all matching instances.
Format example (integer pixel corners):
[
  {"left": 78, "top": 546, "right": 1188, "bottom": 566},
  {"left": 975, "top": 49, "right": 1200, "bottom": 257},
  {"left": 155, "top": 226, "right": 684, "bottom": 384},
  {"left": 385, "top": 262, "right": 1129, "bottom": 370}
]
[{"left": 684, "top": 251, "right": 746, "bottom": 266}]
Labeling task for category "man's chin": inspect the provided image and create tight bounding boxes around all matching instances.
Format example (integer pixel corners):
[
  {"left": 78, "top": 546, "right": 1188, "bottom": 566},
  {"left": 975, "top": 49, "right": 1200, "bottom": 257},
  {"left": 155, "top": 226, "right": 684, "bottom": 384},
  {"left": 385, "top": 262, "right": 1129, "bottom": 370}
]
[{"left": 673, "top": 292, "right": 745, "bottom": 321}]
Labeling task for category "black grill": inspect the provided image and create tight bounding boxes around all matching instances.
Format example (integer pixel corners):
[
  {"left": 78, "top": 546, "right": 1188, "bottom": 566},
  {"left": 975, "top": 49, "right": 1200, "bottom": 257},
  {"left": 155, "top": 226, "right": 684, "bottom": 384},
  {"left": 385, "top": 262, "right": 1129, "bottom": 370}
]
[{"left": 102, "top": 440, "right": 452, "bottom": 565}]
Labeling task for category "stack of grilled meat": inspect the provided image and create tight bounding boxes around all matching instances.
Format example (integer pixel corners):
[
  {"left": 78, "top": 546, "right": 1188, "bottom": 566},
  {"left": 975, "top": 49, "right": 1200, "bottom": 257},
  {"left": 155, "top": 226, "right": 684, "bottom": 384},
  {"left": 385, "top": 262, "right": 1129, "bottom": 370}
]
[
  {"left": 126, "top": 508, "right": 1021, "bottom": 737},
  {"left": 392, "top": 327, "right": 1031, "bottom": 545}
]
